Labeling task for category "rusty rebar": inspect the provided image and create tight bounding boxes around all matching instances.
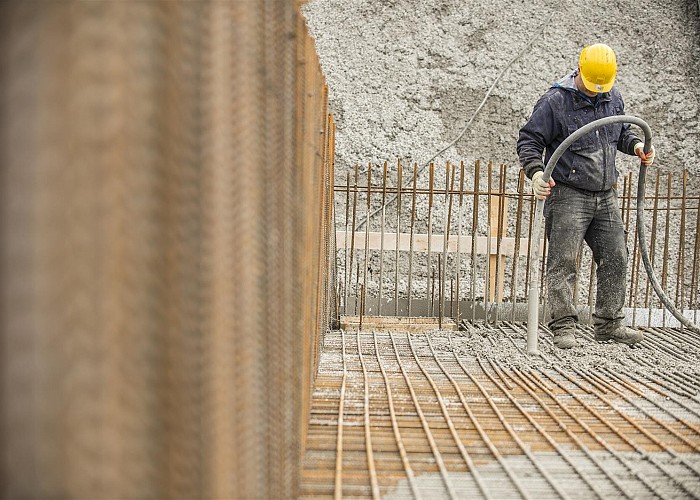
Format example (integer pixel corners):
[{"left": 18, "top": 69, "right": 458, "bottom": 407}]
[
  {"left": 438, "top": 254, "right": 443, "bottom": 328},
  {"left": 371, "top": 332, "right": 419, "bottom": 497},
  {"left": 389, "top": 332, "right": 457, "bottom": 498},
  {"left": 456, "top": 161, "right": 466, "bottom": 322},
  {"left": 362, "top": 162, "right": 372, "bottom": 318},
  {"left": 471, "top": 160, "right": 480, "bottom": 322},
  {"left": 427, "top": 162, "right": 435, "bottom": 308},
  {"left": 378, "top": 161, "right": 387, "bottom": 316},
  {"left": 485, "top": 162, "right": 493, "bottom": 319},
  {"left": 334, "top": 330, "right": 347, "bottom": 500},
  {"left": 676, "top": 170, "right": 688, "bottom": 310},
  {"left": 408, "top": 334, "right": 492, "bottom": 499},
  {"left": 356, "top": 329, "right": 381, "bottom": 499},
  {"left": 408, "top": 163, "right": 418, "bottom": 316},
  {"left": 524, "top": 193, "right": 535, "bottom": 305},
  {"left": 441, "top": 162, "right": 455, "bottom": 325},
  {"left": 494, "top": 164, "right": 507, "bottom": 321},
  {"left": 645, "top": 170, "right": 661, "bottom": 312},
  {"left": 333, "top": 163, "right": 697, "bottom": 326},
  {"left": 511, "top": 170, "right": 525, "bottom": 321},
  {"left": 349, "top": 164, "right": 359, "bottom": 312},
  {"left": 395, "top": 160, "right": 403, "bottom": 316},
  {"left": 691, "top": 189, "right": 700, "bottom": 317},
  {"left": 661, "top": 173, "right": 672, "bottom": 316}
]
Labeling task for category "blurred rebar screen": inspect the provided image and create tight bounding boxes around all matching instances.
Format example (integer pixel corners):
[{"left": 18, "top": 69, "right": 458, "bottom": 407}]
[{"left": 0, "top": 1, "right": 335, "bottom": 498}]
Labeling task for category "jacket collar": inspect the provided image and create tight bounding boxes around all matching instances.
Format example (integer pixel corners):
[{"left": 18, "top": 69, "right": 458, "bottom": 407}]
[{"left": 552, "top": 70, "right": 611, "bottom": 109}]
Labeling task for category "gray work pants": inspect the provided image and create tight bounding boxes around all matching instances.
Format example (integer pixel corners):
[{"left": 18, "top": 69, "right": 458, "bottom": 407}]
[{"left": 544, "top": 183, "right": 627, "bottom": 330}]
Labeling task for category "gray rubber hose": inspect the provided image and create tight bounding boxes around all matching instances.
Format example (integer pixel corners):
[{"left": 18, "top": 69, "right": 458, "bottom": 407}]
[{"left": 527, "top": 115, "right": 700, "bottom": 354}]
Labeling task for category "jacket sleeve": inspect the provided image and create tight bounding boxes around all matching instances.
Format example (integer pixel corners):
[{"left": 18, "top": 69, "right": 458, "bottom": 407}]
[
  {"left": 517, "top": 93, "right": 559, "bottom": 179},
  {"left": 616, "top": 95, "right": 643, "bottom": 155}
]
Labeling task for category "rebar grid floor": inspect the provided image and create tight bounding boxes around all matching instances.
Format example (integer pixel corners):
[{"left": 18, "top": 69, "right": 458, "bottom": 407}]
[{"left": 301, "top": 323, "right": 700, "bottom": 499}]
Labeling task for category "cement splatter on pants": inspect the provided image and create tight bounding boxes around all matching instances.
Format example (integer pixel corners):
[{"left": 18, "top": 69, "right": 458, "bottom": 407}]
[{"left": 545, "top": 183, "right": 626, "bottom": 330}]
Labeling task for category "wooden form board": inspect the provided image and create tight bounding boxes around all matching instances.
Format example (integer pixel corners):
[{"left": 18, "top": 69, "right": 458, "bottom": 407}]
[
  {"left": 336, "top": 231, "right": 546, "bottom": 257},
  {"left": 340, "top": 315, "right": 459, "bottom": 332}
]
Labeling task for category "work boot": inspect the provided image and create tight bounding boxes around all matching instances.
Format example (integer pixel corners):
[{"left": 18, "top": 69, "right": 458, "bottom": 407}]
[
  {"left": 550, "top": 317, "right": 577, "bottom": 349},
  {"left": 595, "top": 324, "right": 643, "bottom": 346}
]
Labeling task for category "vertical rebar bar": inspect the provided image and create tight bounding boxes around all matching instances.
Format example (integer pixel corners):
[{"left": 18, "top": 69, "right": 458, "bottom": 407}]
[
  {"left": 407, "top": 163, "right": 417, "bottom": 316},
  {"left": 511, "top": 170, "right": 525, "bottom": 322},
  {"left": 441, "top": 162, "right": 453, "bottom": 326},
  {"left": 691, "top": 188, "right": 700, "bottom": 323},
  {"left": 630, "top": 174, "right": 642, "bottom": 326},
  {"left": 623, "top": 174, "right": 632, "bottom": 238},
  {"left": 363, "top": 162, "right": 372, "bottom": 318},
  {"left": 343, "top": 173, "right": 351, "bottom": 314},
  {"left": 485, "top": 162, "right": 492, "bottom": 320},
  {"left": 471, "top": 160, "right": 480, "bottom": 322},
  {"left": 539, "top": 228, "right": 548, "bottom": 312},
  {"left": 623, "top": 173, "right": 633, "bottom": 307},
  {"left": 427, "top": 162, "right": 435, "bottom": 310},
  {"left": 456, "top": 161, "right": 465, "bottom": 323},
  {"left": 438, "top": 254, "right": 443, "bottom": 329},
  {"left": 662, "top": 173, "right": 672, "bottom": 325},
  {"left": 645, "top": 170, "right": 661, "bottom": 325},
  {"left": 354, "top": 260, "right": 360, "bottom": 316},
  {"left": 394, "top": 160, "right": 403, "bottom": 316},
  {"left": 494, "top": 164, "right": 507, "bottom": 322},
  {"left": 524, "top": 192, "right": 535, "bottom": 305},
  {"left": 676, "top": 170, "right": 687, "bottom": 312},
  {"left": 431, "top": 263, "right": 436, "bottom": 316},
  {"left": 378, "top": 161, "right": 387, "bottom": 316},
  {"left": 349, "top": 164, "right": 359, "bottom": 313},
  {"left": 359, "top": 285, "right": 365, "bottom": 330}
]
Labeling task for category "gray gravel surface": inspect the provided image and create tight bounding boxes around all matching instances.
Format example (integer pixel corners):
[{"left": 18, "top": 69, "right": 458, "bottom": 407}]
[{"left": 302, "top": 0, "right": 700, "bottom": 184}]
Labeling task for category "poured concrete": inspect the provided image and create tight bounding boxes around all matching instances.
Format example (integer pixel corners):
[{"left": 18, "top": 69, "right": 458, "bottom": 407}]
[{"left": 302, "top": 323, "right": 700, "bottom": 498}]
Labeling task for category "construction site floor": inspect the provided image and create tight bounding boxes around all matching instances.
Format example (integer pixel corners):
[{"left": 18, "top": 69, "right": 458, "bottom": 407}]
[{"left": 300, "top": 322, "right": 700, "bottom": 499}]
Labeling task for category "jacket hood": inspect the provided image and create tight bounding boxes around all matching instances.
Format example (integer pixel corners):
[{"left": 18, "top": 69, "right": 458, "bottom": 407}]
[
  {"left": 551, "top": 71, "right": 578, "bottom": 92},
  {"left": 551, "top": 69, "right": 610, "bottom": 106}
]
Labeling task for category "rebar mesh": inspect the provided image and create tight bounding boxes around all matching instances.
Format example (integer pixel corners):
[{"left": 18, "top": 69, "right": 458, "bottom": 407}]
[
  {"left": 336, "top": 161, "right": 700, "bottom": 327},
  {"left": 0, "top": 1, "right": 335, "bottom": 498}
]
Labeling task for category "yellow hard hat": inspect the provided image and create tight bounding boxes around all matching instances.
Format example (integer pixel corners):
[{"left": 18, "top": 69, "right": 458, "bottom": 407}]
[{"left": 579, "top": 44, "right": 617, "bottom": 93}]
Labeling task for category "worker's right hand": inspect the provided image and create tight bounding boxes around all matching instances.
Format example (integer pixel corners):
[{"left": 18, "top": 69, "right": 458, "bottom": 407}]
[{"left": 531, "top": 171, "right": 555, "bottom": 200}]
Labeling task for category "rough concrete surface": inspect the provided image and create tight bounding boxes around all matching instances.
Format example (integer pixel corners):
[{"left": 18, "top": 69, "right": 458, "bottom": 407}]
[
  {"left": 307, "top": 328, "right": 700, "bottom": 498},
  {"left": 304, "top": 0, "right": 700, "bottom": 318},
  {"left": 432, "top": 325, "right": 700, "bottom": 375},
  {"left": 302, "top": 0, "right": 700, "bottom": 183}
]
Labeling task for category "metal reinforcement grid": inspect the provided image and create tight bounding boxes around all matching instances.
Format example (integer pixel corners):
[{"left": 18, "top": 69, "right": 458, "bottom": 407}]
[
  {"left": 301, "top": 323, "right": 700, "bottom": 498},
  {"left": 336, "top": 161, "right": 700, "bottom": 328}
]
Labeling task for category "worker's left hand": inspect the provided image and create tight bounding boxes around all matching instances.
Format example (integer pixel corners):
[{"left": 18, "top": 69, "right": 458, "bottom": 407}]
[{"left": 634, "top": 143, "right": 656, "bottom": 167}]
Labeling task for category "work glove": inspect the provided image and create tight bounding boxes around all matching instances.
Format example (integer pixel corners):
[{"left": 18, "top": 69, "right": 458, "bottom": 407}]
[
  {"left": 634, "top": 142, "right": 656, "bottom": 167},
  {"left": 531, "top": 171, "right": 555, "bottom": 200}
]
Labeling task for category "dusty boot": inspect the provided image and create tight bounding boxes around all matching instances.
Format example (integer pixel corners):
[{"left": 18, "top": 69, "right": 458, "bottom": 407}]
[
  {"left": 550, "top": 317, "right": 577, "bottom": 349},
  {"left": 595, "top": 323, "right": 643, "bottom": 346}
]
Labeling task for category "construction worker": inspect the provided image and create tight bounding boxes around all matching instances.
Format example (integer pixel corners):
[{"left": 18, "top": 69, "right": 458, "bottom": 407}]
[{"left": 517, "top": 43, "right": 655, "bottom": 349}]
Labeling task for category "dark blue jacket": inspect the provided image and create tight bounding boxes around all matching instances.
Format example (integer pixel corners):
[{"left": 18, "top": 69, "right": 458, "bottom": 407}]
[{"left": 517, "top": 71, "right": 641, "bottom": 192}]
